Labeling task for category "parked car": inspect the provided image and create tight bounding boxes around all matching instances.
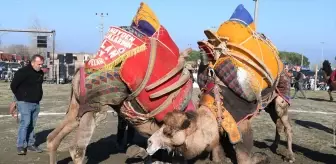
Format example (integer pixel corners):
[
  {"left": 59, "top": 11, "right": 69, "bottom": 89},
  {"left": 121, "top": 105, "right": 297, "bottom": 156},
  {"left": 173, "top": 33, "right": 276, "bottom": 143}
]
[
  {"left": 1, "top": 62, "right": 22, "bottom": 82},
  {"left": 0, "top": 61, "right": 6, "bottom": 79}
]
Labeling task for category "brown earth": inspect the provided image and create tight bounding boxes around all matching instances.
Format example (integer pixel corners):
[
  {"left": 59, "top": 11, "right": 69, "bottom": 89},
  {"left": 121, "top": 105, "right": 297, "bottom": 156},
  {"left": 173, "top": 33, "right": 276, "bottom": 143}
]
[{"left": 0, "top": 82, "right": 335, "bottom": 164}]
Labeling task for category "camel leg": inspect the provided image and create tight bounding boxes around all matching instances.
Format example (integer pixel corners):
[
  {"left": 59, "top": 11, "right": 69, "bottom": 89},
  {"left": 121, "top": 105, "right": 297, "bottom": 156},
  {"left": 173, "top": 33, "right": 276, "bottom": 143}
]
[
  {"left": 328, "top": 90, "right": 333, "bottom": 101},
  {"left": 69, "top": 111, "right": 96, "bottom": 164},
  {"left": 47, "top": 118, "right": 70, "bottom": 142},
  {"left": 47, "top": 91, "right": 79, "bottom": 142},
  {"left": 235, "top": 119, "right": 269, "bottom": 164},
  {"left": 275, "top": 97, "right": 295, "bottom": 163},
  {"left": 270, "top": 118, "right": 284, "bottom": 153},
  {"left": 267, "top": 99, "right": 284, "bottom": 152},
  {"left": 280, "top": 114, "right": 295, "bottom": 163},
  {"left": 211, "top": 143, "right": 226, "bottom": 163},
  {"left": 47, "top": 93, "right": 80, "bottom": 164},
  {"left": 47, "top": 119, "right": 79, "bottom": 164},
  {"left": 235, "top": 119, "right": 253, "bottom": 164}
]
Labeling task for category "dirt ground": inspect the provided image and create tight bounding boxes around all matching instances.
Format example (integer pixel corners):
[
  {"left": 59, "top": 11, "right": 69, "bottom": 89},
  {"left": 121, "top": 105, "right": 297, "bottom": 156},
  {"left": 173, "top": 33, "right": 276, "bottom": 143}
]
[{"left": 0, "top": 82, "right": 335, "bottom": 164}]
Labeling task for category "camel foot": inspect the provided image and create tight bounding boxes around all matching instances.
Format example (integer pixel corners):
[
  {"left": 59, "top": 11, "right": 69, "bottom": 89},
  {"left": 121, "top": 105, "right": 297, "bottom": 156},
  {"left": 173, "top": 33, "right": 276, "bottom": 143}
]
[
  {"left": 286, "top": 153, "right": 295, "bottom": 163},
  {"left": 270, "top": 144, "right": 295, "bottom": 163},
  {"left": 126, "top": 144, "right": 149, "bottom": 159},
  {"left": 251, "top": 152, "right": 270, "bottom": 164},
  {"left": 69, "top": 146, "right": 86, "bottom": 164}
]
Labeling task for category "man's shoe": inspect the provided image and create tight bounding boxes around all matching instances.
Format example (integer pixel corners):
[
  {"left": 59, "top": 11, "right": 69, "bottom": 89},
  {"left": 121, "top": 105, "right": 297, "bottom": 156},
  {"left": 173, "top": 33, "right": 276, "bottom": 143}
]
[
  {"left": 17, "top": 147, "right": 26, "bottom": 155},
  {"left": 27, "top": 145, "right": 43, "bottom": 153}
]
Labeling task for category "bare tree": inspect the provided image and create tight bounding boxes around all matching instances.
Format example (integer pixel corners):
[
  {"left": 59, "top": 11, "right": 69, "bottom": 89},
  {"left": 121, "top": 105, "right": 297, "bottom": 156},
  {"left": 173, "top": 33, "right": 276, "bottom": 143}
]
[
  {"left": 27, "top": 18, "right": 53, "bottom": 56},
  {"left": 0, "top": 24, "right": 8, "bottom": 49},
  {"left": 3, "top": 44, "right": 30, "bottom": 56}
]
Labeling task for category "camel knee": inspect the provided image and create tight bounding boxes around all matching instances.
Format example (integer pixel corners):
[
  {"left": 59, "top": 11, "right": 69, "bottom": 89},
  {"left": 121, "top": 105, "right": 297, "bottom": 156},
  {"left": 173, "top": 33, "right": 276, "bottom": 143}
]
[
  {"left": 47, "top": 140, "right": 57, "bottom": 152},
  {"left": 47, "top": 130, "right": 59, "bottom": 142},
  {"left": 275, "top": 119, "right": 284, "bottom": 134},
  {"left": 275, "top": 97, "right": 289, "bottom": 116},
  {"left": 285, "top": 125, "right": 293, "bottom": 136}
]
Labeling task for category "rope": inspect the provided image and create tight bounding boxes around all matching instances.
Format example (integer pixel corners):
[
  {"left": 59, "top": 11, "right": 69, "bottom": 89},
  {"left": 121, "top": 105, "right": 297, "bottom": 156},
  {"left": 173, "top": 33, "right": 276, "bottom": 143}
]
[
  {"left": 127, "top": 37, "right": 157, "bottom": 100},
  {"left": 145, "top": 56, "right": 185, "bottom": 91}
]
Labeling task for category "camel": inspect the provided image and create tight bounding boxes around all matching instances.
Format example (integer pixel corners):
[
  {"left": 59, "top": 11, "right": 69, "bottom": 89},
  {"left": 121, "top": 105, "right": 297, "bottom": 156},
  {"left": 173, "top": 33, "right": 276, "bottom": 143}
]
[
  {"left": 146, "top": 4, "right": 294, "bottom": 164},
  {"left": 46, "top": 5, "right": 197, "bottom": 162},
  {"left": 46, "top": 48, "right": 195, "bottom": 164},
  {"left": 146, "top": 79, "right": 293, "bottom": 164},
  {"left": 45, "top": 2, "right": 204, "bottom": 163}
]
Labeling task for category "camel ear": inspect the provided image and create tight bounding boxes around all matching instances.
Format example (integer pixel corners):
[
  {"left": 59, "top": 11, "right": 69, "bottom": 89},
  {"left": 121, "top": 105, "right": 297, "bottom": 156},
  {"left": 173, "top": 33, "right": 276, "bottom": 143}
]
[{"left": 180, "top": 119, "right": 190, "bottom": 129}]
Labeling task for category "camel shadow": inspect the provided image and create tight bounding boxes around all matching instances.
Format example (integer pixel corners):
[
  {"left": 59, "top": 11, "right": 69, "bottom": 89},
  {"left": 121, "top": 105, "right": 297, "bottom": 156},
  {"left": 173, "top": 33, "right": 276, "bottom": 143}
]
[
  {"left": 254, "top": 140, "right": 336, "bottom": 164},
  {"left": 307, "top": 97, "right": 333, "bottom": 102},
  {"left": 35, "top": 128, "right": 54, "bottom": 147},
  {"left": 56, "top": 134, "right": 122, "bottom": 164},
  {"left": 56, "top": 131, "right": 149, "bottom": 164},
  {"left": 294, "top": 119, "right": 333, "bottom": 134}
]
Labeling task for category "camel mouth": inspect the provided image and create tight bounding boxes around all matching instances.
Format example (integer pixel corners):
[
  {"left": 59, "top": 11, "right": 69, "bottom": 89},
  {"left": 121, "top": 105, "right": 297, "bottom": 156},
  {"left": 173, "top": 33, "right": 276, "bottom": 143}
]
[
  {"left": 163, "top": 145, "right": 172, "bottom": 153},
  {"left": 146, "top": 146, "right": 172, "bottom": 156},
  {"left": 146, "top": 147, "right": 159, "bottom": 156}
]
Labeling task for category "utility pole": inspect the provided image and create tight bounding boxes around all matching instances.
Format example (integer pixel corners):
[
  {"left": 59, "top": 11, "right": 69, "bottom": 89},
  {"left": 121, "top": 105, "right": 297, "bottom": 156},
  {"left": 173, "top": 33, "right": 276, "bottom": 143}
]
[
  {"left": 95, "top": 12, "right": 108, "bottom": 43},
  {"left": 52, "top": 30, "right": 56, "bottom": 84},
  {"left": 253, "top": 0, "right": 259, "bottom": 30},
  {"left": 321, "top": 41, "right": 325, "bottom": 67}
]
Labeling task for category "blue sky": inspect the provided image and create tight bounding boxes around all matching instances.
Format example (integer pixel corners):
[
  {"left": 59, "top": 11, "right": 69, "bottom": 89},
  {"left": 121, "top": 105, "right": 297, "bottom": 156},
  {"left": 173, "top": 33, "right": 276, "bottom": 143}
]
[{"left": 0, "top": 0, "right": 335, "bottom": 66}]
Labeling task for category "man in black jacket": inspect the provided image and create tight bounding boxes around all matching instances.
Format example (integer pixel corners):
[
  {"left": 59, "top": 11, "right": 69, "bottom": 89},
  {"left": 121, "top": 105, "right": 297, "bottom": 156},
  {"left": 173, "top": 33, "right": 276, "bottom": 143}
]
[{"left": 10, "top": 54, "right": 44, "bottom": 155}]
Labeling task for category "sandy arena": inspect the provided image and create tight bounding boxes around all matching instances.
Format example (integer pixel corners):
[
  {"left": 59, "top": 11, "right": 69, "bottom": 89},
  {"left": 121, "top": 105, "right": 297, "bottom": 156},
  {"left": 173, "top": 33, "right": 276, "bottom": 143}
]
[{"left": 0, "top": 82, "right": 335, "bottom": 164}]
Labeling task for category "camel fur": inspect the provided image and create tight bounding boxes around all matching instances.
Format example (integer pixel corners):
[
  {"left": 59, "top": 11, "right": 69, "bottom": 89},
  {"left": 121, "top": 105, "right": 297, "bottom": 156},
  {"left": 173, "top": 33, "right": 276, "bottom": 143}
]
[{"left": 146, "top": 106, "right": 225, "bottom": 163}]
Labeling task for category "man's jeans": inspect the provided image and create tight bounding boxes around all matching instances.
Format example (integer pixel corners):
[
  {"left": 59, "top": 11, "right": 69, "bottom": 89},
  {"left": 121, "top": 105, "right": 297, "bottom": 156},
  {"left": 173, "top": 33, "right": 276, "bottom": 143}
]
[{"left": 16, "top": 101, "right": 40, "bottom": 148}]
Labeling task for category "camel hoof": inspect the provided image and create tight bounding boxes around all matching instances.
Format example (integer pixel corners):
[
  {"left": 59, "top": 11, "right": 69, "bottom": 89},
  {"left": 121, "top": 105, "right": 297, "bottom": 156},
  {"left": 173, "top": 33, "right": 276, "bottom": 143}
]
[
  {"left": 287, "top": 155, "right": 295, "bottom": 163},
  {"left": 126, "top": 144, "right": 149, "bottom": 159},
  {"left": 252, "top": 152, "right": 270, "bottom": 164}
]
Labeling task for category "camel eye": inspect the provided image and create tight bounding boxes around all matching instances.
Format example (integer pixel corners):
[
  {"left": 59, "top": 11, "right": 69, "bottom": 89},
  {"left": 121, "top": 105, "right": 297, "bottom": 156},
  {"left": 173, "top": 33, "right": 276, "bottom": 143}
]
[{"left": 163, "top": 126, "right": 173, "bottom": 137}]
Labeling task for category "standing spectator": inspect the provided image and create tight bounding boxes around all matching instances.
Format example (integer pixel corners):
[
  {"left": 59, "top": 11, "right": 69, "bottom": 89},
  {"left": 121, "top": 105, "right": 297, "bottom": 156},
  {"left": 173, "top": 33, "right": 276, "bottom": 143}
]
[
  {"left": 0, "top": 63, "right": 3, "bottom": 79},
  {"left": 10, "top": 54, "right": 44, "bottom": 155},
  {"left": 309, "top": 76, "right": 315, "bottom": 90},
  {"left": 19, "top": 61, "right": 25, "bottom": 67},
  {"left": 291, "top": 67, "right": 307, "bottom": 99}
]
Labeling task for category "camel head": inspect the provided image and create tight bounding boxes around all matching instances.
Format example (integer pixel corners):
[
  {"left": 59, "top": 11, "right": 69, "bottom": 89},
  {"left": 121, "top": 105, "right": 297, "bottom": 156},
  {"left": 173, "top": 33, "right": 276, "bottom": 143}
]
[{"left": 146, "top": 110, "right": 197, "bottom": 156}]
